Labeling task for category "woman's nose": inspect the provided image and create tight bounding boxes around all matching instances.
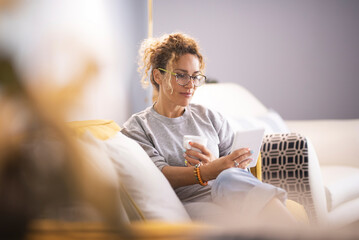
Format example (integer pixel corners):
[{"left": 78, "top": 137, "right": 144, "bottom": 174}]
[{"left": 184, "top": 78, "right": 195, "bottom": 88}]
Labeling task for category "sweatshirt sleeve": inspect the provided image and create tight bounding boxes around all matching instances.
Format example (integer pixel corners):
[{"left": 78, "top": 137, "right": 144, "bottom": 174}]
[{"left": 120, "top": 116, "right": 169, "bottom": 171}]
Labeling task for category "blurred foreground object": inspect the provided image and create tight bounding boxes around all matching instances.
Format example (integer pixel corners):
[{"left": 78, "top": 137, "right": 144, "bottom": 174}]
[
  {"left": 0, "top": 56, "right": 127, "bottom": 239},
  {"left": 0, "top": 0, "right": 18, "bottom": 9}
]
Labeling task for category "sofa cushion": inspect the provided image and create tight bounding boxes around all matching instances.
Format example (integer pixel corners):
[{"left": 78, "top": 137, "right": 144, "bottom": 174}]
[
  {"left": 327, "top": 198, "right": 359, "bottom": 226},
  {"left": 226, "top": 110, "right": 290, "bottom": 135},
  {"left": 322, "top": 165, "right": 359, "bottom": 211},
  {"left": 75, "top": 132, "right": 126, "bottom": 222},
  {"left": 69, "top": 120, "right": 191, "bottom": 222},
  {"left": 104, "top": 132, "right": 191, "bottom": 222}
]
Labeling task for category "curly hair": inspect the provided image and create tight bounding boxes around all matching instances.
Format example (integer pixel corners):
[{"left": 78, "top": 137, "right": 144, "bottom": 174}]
[{"left": 138, "top": 33, "right": 205, "bottom": 93}]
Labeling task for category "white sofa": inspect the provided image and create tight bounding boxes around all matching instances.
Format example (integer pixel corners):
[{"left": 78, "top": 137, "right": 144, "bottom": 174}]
[
  {"left": 286, "top": 119, "right": 359, "bottom": 226},
  {"left": 191, "top": 82, "right": 359, "bottom": 227}
]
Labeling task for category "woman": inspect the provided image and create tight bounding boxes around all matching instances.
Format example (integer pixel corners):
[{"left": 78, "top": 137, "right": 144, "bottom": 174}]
[{"left": 121, "top": 33, "right": 295, "bottom": 226}]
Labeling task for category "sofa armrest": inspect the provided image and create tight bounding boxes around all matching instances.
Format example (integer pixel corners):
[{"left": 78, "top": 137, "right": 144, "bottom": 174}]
[
  {"left": 285, "top": 119, "right": 359, "bottom": 168},
  {"left": 260, "top": 133, "right": 318, "bottom": 222}
]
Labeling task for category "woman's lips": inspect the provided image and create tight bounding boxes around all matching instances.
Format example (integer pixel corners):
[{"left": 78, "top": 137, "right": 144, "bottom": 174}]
[{"left": 180, "top": 92, "right": 193, "bottom": 97}]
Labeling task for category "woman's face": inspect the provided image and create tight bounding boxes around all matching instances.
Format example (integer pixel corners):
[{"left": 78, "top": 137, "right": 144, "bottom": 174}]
[{"left": 158, "top": 53, "right": 201, "bottom": 109}]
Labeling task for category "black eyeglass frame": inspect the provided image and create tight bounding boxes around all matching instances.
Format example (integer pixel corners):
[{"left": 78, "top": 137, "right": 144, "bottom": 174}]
[{"left": 158, "top": 68, "right": 206, "bottom": 87}]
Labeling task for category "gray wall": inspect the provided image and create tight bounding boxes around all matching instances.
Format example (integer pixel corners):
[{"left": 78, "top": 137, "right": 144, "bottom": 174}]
[
  {"left": 114, "top": 0, "right": 153, "bottom": 121},
  {"left": 152, "top": 0, "right": 359, "bottom": 120},
  {"left": 116, "top": 0, "right": 153, "bottom": 117}
]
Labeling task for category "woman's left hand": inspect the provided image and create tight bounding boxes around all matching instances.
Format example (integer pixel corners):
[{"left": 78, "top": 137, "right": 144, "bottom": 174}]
[{"left": 184, "top": 142, "right": 215, "bottom": 167}]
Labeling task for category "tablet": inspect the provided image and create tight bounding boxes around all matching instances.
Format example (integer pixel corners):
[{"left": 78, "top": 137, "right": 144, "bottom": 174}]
[{"left": 230, "top": 128, "right": 265, "bottom": 168}]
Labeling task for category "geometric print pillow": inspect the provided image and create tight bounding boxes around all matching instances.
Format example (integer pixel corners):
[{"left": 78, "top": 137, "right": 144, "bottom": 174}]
[{"left": 261, "top": 133, "right": 316, "bottom": 223}]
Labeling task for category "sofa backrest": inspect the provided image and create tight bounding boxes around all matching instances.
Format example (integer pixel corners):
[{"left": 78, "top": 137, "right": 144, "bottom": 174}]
[{"left": 192, "top": 82, "right": 268, "bottom": 118}]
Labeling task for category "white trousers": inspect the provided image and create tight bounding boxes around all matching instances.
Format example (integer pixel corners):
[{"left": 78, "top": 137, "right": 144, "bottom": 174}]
[{"left": 211, "top": 168, "right": 287, "bottom": 219}]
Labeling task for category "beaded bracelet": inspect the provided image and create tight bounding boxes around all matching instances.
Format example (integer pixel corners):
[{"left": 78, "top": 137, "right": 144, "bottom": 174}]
[{"left": 194, "top": 163, "right": 208, "bottom": 186}]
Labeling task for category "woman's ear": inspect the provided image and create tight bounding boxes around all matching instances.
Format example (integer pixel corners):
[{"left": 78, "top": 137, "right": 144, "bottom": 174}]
[{"left": 153, "top": 69, "right": 162, "bottom": 85}]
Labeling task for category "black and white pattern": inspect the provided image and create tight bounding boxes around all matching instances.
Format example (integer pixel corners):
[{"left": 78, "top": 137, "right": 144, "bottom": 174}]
[{"left": 260, "top": 133, "right": 316, "bottom": 222}]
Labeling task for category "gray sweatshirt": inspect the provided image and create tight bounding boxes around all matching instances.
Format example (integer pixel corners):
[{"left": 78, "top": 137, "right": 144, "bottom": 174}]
[{"left": 121, "top": 103, "right": 234, "bottom": 202}]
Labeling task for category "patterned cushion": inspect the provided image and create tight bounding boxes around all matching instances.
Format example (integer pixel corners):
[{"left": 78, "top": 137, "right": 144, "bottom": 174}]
[{"left": 260, "top": 133, "right": 316, "bottom": 222}]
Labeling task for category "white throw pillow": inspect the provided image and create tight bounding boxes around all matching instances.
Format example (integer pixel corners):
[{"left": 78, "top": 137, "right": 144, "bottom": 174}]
[
  {"left": 226, "top": 110, "right": 290, "bottom": 135},
  {"left": 104, "top": 132, "right": 191, "bottom": 222}
]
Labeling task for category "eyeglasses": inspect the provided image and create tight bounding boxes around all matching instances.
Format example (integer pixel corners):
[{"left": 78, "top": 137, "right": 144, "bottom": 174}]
[{"left": 158, "top": 68, "right": 206, "bottom": 87}]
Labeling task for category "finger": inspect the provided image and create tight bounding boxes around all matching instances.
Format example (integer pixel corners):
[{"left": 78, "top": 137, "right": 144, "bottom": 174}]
[
  {"left": 186, "top": 142, "right": 215, "bottom": 160},
  {"left": 237, "top": 156, "right": 252, "bottom": 165},
  {"left": 231, "top": 153, "right": 252, "bottom": 164},
  {"left": 233, "top": 147, "right": 253, "bottom": 159},
  {"left": 185, "top": 149, "right": 210, "bottom": 164},
  {"left": 183, "top": 153, "right": 192, "bottom": 167},
  {"left": 184, "top": 153, "right": 200, "bottom": 166},
  {"left": 188, "top": 142, "right": 205, "bottom": 151},
  {"left": 238, "top": 152, "right": 253, "bottom": 163},
  {"left": 188, "top": 142, "right": 213, "bottom": 156},
  {"left": 230, "top": 148, "right": 251, "bottom": 159},
  {"left": 239, "top": 158, "right": 252, "bottom": 169}
]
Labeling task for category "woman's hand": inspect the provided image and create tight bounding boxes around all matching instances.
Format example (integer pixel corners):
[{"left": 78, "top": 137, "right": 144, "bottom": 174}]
[
  {"left": 184, "top": 142, "right": 215, "bottom": 166},
  {"left": 199, "top": 148, "right": 253, "bottom": 182},
  {"left": 225, "top": 148, "right": 253, "bottom": 169}
]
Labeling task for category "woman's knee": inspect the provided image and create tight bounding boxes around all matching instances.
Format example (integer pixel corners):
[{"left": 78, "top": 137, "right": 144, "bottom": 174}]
[{"left": 216, "top": 168, "right": 246, "bottom": 184}]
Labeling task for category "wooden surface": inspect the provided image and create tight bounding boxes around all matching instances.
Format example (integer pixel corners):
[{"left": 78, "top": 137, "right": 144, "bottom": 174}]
[{"left": 25, "top": 220, "right": 212, "bottom": 240}]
